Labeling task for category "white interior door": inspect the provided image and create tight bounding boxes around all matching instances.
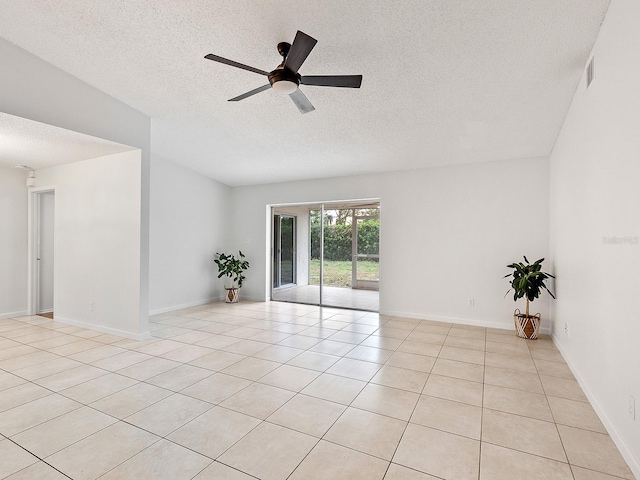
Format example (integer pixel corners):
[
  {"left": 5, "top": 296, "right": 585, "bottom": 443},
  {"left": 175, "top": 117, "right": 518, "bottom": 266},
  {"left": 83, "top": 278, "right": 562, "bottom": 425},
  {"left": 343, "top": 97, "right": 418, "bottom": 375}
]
[{"left": 37, "top": 191, "right": 55, "bottom": 314}]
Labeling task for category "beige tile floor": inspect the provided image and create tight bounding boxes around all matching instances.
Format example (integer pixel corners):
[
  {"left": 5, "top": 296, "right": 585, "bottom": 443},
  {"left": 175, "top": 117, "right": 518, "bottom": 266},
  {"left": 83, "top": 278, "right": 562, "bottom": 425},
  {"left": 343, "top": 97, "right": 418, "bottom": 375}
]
[{"left": 0, "top": 301, "right": 636, "bottom": 480}]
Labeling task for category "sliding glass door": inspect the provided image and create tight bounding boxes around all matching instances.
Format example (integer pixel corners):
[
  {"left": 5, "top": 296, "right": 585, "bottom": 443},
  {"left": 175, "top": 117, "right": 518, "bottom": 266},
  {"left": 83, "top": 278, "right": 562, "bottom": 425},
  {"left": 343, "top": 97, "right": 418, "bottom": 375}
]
[{"left": 271, "top": 202, "right": 379, "bottom": 311}]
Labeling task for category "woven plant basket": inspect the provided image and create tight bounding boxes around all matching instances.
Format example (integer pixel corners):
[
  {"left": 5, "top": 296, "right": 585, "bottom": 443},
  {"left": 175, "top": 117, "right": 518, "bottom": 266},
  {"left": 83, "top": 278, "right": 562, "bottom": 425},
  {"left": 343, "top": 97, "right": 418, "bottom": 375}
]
[
  {"left": 225, "top": 287, "right": 239, "bottom": 303},
  {"left": 514, "top": 309, "right": 541, "bottom": 339}
]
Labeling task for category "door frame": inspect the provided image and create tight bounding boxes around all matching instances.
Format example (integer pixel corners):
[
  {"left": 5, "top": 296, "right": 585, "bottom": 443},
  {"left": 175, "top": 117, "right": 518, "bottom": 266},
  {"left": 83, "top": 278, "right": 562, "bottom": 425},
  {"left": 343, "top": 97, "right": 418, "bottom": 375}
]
[
  {"left": 27, "top": 186, "right": 56, "bottom": 316},
  {"left": 268, "top": 199, "right": 380, "bottom": 311},
  {"left": 272, "top": 213, "right": 297, "bottom": 289}
]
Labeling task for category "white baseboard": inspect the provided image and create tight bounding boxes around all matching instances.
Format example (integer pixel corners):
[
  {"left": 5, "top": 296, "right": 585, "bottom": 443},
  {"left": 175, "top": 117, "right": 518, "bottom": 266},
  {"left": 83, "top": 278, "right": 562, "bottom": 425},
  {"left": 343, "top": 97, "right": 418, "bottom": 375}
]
[
  {"left": 551, "top": 334, "right": 640, "bottom": 479},
  {"left": 379, "top": 309, "right": 552, "bottom": 334},
  {"left": 0, "top": 310, "right": 28, "bottom": 320},
  {"left": 149, "top": 296, "right": 222, "bottom": 316},
  {"left": 54, "top": 315, "right": 149, "bottom": 341},
  {"left": 208, "top": 302, "right": 550, "bottom": 335}
]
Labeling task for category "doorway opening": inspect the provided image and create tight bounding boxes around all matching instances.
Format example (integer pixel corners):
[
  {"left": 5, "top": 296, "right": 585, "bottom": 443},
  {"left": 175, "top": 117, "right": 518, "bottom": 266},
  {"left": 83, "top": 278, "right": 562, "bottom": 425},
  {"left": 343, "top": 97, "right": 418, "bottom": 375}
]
[
  {"left": 271, "top": 200, "right": 380, "bottom": 311},
  {"left": 28, "top": 188, "right": 55, "bottom": 317}
]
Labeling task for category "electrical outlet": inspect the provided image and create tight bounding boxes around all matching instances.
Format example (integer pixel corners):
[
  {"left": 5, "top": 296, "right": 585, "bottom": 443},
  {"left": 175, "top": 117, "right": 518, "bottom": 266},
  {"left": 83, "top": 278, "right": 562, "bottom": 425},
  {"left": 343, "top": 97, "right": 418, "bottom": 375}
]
[
  {"left": 468, "top": 298, "right": 474, "bottom": 307},
  {"left": 89, "top": 301, "right": 94, "bottom": 312},
  {"left": 629, "top": 395, "right": 636, "bottom": 420},
  {"left": 564, "top": 322, "right": 569, "bottom": 336}
]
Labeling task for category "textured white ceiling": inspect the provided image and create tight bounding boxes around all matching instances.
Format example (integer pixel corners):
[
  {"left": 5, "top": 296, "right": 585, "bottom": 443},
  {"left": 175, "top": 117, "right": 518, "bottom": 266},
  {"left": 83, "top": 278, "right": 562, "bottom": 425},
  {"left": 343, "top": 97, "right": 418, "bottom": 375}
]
[
  {"left": 0, "top": 113, "right": 136, "bottom": 170},
  {"left": 0, "top": 1, "right": 609, "bottom": 186}
]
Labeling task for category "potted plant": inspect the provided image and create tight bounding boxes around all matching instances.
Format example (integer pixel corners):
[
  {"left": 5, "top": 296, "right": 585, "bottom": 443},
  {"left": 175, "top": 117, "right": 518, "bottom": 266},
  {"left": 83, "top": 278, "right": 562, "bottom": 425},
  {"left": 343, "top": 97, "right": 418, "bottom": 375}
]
[
  {"left": 214, "top": 251, "right": 250, "bottom": 303},
  {"left": 504, "top": 256, "right": 555, "bottom": 339}
]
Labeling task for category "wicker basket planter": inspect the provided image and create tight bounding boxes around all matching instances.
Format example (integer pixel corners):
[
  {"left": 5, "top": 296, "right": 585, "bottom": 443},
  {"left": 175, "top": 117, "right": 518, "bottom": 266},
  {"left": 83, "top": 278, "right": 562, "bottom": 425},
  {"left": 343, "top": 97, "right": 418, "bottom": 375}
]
[
  {"left": 225, "top": 287, "right": 239, "bottom": 303},
  {"left": 514, "top": 308, "right": 541, "bottom": 339}
]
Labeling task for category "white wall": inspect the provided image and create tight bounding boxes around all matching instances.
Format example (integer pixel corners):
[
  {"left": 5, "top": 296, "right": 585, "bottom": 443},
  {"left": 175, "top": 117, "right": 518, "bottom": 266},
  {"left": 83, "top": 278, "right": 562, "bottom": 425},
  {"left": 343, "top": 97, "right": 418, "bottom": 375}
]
[
  {"left": 550, "top": 0, "right": 640, "bottom": 474},
  {"left": 149, "top": 156, "right": 231, "bottom": 314},
  {"left": 0, "top": 167, "right": 28, "bottom": 318},
  {"left": 38, "top": 191, "right": 55, "bottom": 313},
  {"left": 231, "top": 157, "right": 550, "bottom": 330},
  {"left": 34, "top": 151, "right": 144, "bottom": 338},
  {"left": 0, "top": 37, "right": 151, "bottom": 333}
]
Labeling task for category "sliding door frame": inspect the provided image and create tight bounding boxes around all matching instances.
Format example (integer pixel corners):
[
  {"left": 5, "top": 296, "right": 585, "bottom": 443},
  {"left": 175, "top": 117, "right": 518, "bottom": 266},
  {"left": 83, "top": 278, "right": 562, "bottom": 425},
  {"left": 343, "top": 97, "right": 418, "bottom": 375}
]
[{"left": 269, "top": 199, "right": 379, "bottom": 311}]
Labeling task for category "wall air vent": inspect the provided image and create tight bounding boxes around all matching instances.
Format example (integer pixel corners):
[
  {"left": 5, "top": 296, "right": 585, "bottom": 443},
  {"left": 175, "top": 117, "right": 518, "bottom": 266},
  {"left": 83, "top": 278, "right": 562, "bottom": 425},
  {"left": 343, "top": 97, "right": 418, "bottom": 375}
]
[{"left": 586, "top": 57, "right": 595, "bottom": 89}]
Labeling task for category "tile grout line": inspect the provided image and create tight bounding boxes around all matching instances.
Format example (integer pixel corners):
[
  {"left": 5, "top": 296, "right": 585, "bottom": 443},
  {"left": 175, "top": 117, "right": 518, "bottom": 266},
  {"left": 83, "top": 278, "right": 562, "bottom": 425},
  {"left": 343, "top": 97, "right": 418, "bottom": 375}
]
[
  {"left": 532, "top": 339, "right": 576, "bottom": 478},
  {"left": 478, "top": 324, "right": 488, "bottom": 480},
  {"left": 2, "top": 435, "right": 75, "bottom": 479}
]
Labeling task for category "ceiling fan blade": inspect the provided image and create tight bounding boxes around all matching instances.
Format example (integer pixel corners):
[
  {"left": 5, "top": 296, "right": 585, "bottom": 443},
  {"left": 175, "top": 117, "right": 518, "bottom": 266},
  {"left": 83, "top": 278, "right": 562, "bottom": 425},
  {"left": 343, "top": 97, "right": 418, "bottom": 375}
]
[
  {"left": 289, "top": 89, "right": 315, "bottom": 114},
  {"left": 204, "top": 54, "right": 269, "bottom": 76},
  {"left": 228, "top": 84, "right": 271, "bottom": 102},
  {"left": 301, "top": 75, "right": 363, "bottom": 88},
  {"left": 283, "top": 31, "right": 317, "bottom": 73}
]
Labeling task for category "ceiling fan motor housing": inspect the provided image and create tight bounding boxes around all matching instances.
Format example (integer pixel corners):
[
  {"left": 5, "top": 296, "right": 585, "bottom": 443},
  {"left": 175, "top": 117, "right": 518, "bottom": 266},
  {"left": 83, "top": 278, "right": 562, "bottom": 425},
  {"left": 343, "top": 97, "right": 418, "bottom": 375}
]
[{"left": 277, "top": 42, "right": 291, "bottom": 58}]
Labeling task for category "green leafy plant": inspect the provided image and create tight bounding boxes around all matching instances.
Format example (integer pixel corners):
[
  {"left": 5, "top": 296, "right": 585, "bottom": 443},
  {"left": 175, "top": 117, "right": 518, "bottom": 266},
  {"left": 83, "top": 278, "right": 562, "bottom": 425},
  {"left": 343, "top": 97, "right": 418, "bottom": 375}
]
[
  {"left": 214, "top": 251, "right": 250, "bottom": 288},
  {"left": 504, "top": 256, "right": 555, "bottom": 316}
]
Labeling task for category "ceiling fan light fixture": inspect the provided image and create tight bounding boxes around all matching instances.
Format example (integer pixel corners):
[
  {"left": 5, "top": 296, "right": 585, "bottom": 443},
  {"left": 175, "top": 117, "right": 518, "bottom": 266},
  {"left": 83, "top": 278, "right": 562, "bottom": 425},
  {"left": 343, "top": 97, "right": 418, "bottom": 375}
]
[
  {"left": 271, "top": 79, "right": 298, "bottom": 95},
  {"left": 204, "top": 30, "right": 362, "bottom": 113}
]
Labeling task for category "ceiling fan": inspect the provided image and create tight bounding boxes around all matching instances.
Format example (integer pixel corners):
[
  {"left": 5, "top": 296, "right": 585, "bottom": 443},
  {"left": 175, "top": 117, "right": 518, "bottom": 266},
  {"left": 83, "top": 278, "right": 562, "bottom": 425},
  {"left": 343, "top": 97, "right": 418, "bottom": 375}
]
[{"left": 204, "top": 30, "right": 362, "bottom": 114}]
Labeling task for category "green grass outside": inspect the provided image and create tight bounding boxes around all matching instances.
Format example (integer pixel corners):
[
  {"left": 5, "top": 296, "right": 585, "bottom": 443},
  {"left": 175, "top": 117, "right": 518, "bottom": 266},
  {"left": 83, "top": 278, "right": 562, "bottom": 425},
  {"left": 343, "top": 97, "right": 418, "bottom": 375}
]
[{"left": 309, "top": 259, "right": 379, "bottom": 287}]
